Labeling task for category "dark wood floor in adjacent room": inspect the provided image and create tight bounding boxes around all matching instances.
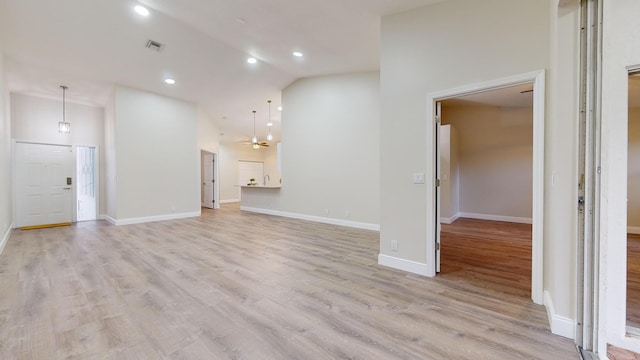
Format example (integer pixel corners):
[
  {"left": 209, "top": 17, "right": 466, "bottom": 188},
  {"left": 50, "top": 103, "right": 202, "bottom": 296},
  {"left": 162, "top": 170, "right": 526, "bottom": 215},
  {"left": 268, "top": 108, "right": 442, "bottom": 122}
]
[
  {"left": 628, "top": 233, "right": 640, "bottom": 328},
  {"left": 0, "top": 204, "right": 577, "bottom": 359},
  {"left": 440, "top": 218, "right": 532, "bottom": 299}
]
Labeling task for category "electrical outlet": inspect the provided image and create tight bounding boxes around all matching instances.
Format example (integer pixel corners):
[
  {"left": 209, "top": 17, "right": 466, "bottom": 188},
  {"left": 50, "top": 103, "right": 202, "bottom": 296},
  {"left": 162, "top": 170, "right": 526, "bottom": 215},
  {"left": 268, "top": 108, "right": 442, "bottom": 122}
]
[
  {"left": 345, "top": 210, "right": 350, "bottom": 218},
  {"left": 413, "top": 173, "right": 425, "bottom": 184},
  {"left": 391, "top": 240, "right": 398, "bottom": 251},
  {"left": 324, "top": 208, "right": 329, "bottom": 215}
]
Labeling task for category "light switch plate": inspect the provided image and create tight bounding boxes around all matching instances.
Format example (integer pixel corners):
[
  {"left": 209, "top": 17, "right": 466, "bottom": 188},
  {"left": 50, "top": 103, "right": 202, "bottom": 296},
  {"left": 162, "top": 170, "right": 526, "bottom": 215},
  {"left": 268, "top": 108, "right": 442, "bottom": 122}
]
[{"left": 413, "top": 173, "right": 425, "bottom": 184}]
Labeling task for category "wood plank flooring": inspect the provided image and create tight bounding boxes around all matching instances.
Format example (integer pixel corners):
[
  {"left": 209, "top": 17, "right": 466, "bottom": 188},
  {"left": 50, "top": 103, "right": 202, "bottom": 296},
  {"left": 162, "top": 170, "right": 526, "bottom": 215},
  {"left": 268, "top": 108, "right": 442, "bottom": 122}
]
[
  {"left": 440, "top": 218, "right": 532, "bottom": 299},
  {"left": 0, "top": 204, "right": 577, "bottom": 359},
  {"left": 629, "top": 234, "right": 640, "bottom": 328}
]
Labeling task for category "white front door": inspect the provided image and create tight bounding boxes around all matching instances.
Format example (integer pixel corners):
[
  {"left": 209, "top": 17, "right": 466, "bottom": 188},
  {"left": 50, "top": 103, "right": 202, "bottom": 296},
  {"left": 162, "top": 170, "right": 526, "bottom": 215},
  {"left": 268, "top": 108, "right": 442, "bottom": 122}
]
[
  {"left": 202, "top": 153, "right": 214, "bottom": 209},
  {"left": 15, "top": 142, "right": 74, "bottom": 228}
]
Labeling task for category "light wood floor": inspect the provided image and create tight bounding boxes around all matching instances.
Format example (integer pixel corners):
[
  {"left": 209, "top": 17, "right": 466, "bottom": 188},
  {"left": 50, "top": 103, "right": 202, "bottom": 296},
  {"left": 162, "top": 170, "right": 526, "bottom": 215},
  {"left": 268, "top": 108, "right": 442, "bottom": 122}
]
[{"left": 0, "top": 204, "right": 578, "bottom": 359}]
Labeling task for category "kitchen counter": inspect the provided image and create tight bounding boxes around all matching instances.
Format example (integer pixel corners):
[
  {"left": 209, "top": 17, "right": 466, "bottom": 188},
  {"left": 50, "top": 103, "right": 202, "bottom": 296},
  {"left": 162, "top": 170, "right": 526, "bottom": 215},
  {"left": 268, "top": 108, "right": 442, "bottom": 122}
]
[{"left": 239, "top": 185, "right": 281, "bottom": 189}]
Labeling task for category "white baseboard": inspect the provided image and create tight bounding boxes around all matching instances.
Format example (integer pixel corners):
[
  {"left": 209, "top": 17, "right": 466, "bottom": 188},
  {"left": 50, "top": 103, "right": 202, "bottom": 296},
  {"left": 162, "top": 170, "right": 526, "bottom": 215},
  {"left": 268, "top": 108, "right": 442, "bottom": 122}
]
[
  {"left": 457, "top": 212, "right": 532, "bottom": 224},
  {"left": 220, "top": 199, "right": 240, "bottom": 204},
  {"left": 98, "top": 214, "right": 107, "bottom": 220},
  {"left": 0, "top": 224, "right": 13, "bottom": 256},
  {"left": 629, "top": 226, "right": 640, "bottom": 235},
  {"left": 543, "top": 290, "right": 575, "bottom": 339},
  {"left": 377, "top": 254, "right": 431, "bottom": 277},
  {"left": 240, "top": 206, "right": 380, "bottom": 231},
  {"left": 105, "top": 211, "right": 201, "bottom": 226},
  {"left": 440, "top": 214, "right": 459, "bottom": 224}
]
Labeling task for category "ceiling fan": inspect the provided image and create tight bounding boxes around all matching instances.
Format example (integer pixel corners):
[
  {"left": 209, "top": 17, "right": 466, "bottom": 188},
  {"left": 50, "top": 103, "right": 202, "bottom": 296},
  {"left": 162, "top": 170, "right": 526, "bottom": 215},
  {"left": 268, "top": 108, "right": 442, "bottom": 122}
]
[
  {"left": 240, "top": 110, "right": 269, "bottom": 149},
  {"left": 239, "top": 139, "right": 269, "bottom": 148}
]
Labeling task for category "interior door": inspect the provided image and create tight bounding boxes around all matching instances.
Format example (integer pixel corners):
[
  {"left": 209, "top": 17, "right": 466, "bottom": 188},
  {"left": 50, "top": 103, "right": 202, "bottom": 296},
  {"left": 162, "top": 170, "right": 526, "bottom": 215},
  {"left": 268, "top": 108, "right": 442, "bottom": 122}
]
[
  {"left": 436, "top": 101, "right": 442, "bottom": 273},
  {"left": 16, "top": 142, "right": 74, "bottom": 228},
  {"left": 203, "top": 153, "right": 214, "bottom": 209}
]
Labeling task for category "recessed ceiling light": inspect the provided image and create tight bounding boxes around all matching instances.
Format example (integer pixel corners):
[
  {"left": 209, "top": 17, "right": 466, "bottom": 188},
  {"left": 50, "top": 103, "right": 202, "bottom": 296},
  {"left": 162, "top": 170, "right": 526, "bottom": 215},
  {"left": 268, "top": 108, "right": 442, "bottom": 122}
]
[
  {"left": 293, "top": 51, "right": 303, "bottom": 57},
  {"left": 267, "top": 122, "right": 273, "bottom": 127},
  {"left": 134, "top": 5, "right": 149, "bottom": 16},
  {"left": 247, "top": 57, "right": 257, "bottom": 64},
  {"left": 164, "top": 78, "right": 176, "bottom": 85},
  {"left": 277, "top": 106, "right": 283, "bottom": 111}
]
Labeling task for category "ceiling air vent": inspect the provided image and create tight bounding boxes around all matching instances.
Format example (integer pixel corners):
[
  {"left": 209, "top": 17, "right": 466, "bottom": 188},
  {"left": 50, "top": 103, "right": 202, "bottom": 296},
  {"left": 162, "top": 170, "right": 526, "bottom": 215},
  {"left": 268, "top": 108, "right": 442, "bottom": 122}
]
[{"left": 145, "top": 40, "right": 164, "bottom": 52}]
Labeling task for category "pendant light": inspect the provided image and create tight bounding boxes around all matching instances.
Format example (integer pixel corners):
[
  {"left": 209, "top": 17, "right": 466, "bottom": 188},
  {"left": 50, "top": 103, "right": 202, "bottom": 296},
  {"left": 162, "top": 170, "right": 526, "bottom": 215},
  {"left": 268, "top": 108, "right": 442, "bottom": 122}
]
[
  {"left": 251, "top": 110, "right": 259, "bottom": 149},
  {"left": 266, "top": 100, "right": 273, "bottom": 141},
  {"left": 58, "top": 85, "right": 70, "bottom": 133}
]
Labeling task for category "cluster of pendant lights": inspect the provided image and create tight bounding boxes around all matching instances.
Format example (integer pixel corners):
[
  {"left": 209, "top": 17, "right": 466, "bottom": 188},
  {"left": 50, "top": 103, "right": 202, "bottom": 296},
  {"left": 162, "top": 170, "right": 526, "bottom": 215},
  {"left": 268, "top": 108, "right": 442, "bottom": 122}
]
[
  {"left": 251, "top": 100, "right": 275, "bottom": 149},
  {"left": 58, "top": 85, "right": 70, "bottom": 133}
]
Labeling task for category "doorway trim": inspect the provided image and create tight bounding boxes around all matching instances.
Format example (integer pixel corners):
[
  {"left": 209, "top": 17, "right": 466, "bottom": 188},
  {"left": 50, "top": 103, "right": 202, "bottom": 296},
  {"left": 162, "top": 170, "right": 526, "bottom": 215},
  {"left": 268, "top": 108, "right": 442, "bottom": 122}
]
[{"left": 425, "top": 70, "right": 545, "bottom": 305}]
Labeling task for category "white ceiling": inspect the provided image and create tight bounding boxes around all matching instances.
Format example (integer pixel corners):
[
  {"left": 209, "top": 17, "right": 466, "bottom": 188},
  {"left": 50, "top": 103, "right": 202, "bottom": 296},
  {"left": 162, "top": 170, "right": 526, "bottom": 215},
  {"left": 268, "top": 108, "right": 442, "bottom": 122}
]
[{"left": 0, "top": 0, "right": 444, "bottom": 143}]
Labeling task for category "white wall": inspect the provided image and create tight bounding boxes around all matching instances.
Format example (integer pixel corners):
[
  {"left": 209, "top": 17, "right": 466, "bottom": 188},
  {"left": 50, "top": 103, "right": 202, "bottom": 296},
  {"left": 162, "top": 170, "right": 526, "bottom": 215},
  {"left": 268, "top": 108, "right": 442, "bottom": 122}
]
[
  {"left": 198, "top": 106, "right": 220, "bottom": 155},
  {"left": 112, "top": 86, "right": 199, "bottom": 221},
  {"left": 380, "top": 0, "right": 580, "bottom": 333},
  {"left": 601, "top": 0, "right": 640, "bottom": 353},
  {"left": 218, "top": 142, "right": 279, "bottom": 202},
  {"left": 546, "top": 0, "right": 580, "bottom": 339},
  {"left": 241, "top": 72, "right": 380, "bottom": 228},
  {"left": 443, "top": 105, "right": 533, "bottom": 221},
  {"left": 629, "top": 108, "right": 640, "bottom": 231},
  {"left": 380, "top": 0, "right": 549, "bottom": 260},
  {"left": 0, "top": 44, "right": 12, "bottom": 252},
  {"left": 104, "top": 90, "right": 116, "bottom": 218},
  {"left": 10, "top": 93, "right": 107, "bottom": 216}
]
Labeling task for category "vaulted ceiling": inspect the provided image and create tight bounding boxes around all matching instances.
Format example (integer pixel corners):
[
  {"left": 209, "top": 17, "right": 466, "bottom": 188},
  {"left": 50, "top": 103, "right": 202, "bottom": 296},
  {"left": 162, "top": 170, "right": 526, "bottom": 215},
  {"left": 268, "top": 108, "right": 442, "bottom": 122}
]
[{"left": 0, "top": 0, "right": 444, "bottom": 142}]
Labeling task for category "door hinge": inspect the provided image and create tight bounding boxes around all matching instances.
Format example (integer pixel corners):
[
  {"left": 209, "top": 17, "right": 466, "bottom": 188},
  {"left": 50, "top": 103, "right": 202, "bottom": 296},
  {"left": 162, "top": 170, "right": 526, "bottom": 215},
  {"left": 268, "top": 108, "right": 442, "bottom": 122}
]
[
  {"left": 436, "top": 242, "right": 440, "bottom": 251},
  {"left": 436, "top": 179, "right": 441, "bottom": 187},
  {"left": 435, "top": 116, "right": 441, "bottom": 124}
]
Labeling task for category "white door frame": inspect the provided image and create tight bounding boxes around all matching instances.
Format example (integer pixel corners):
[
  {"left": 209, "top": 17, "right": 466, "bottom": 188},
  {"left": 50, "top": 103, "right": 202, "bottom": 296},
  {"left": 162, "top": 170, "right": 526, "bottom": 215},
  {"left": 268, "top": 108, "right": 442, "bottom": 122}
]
[{"left": 425, "top": 70, "right": 546, "bottom": 305}]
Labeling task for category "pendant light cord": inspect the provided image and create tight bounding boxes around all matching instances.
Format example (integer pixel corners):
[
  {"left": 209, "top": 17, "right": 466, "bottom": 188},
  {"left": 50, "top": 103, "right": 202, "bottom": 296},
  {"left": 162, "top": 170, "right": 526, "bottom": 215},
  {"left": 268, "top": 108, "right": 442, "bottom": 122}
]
[
  {"left": 252, "top": 110, "right": 257, "bottom": 141},
  {"left": 62, "top": 86, "right": 66, "bottom": 122}
]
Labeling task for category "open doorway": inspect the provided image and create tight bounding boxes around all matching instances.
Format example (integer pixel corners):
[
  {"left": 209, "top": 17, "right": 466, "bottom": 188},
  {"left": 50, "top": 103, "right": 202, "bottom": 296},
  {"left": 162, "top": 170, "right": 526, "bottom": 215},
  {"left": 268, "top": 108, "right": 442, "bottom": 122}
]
[
  {"left": 427, "top": 70, "right": 545, "bottom": 304},
  {"left": 627, "top": 72, "right": 640, "bottom": 331},
  {"left": 438, "top": 83, "right": 534, "bottom": 298}
]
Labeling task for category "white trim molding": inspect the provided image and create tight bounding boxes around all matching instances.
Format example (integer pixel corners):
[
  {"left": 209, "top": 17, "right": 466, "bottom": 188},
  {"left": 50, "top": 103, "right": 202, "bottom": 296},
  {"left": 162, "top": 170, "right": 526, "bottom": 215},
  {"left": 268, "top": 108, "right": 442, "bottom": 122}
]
[
  {"left": 629, "top": 226, "right": 640, "bottom": 235},
  {"left": 0, "top": 224, "right": 13, "bottom": 256},
  {"left": 426, "top": 69, "right": 545, "bottom": 304},
  {"left": 543, "top": 291, "right": 575, "bottom": 339},
  {"left": 378, "top": 254, "right": 430, "bottom": 277},
  {"left": 220, "top": 199, "right": 240, "bottom": 204},
  {"left": 105, "top": 211, "right": 201, "bottom": 226},
  {"left": 240, "top": 206, "right": 380, "bottom": 232},
  {"left": 440, "top": 214, "right": 460, "bottom": 224},
  {"left": 457, "top": 212, "right": 532, "bottom": 224}
]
